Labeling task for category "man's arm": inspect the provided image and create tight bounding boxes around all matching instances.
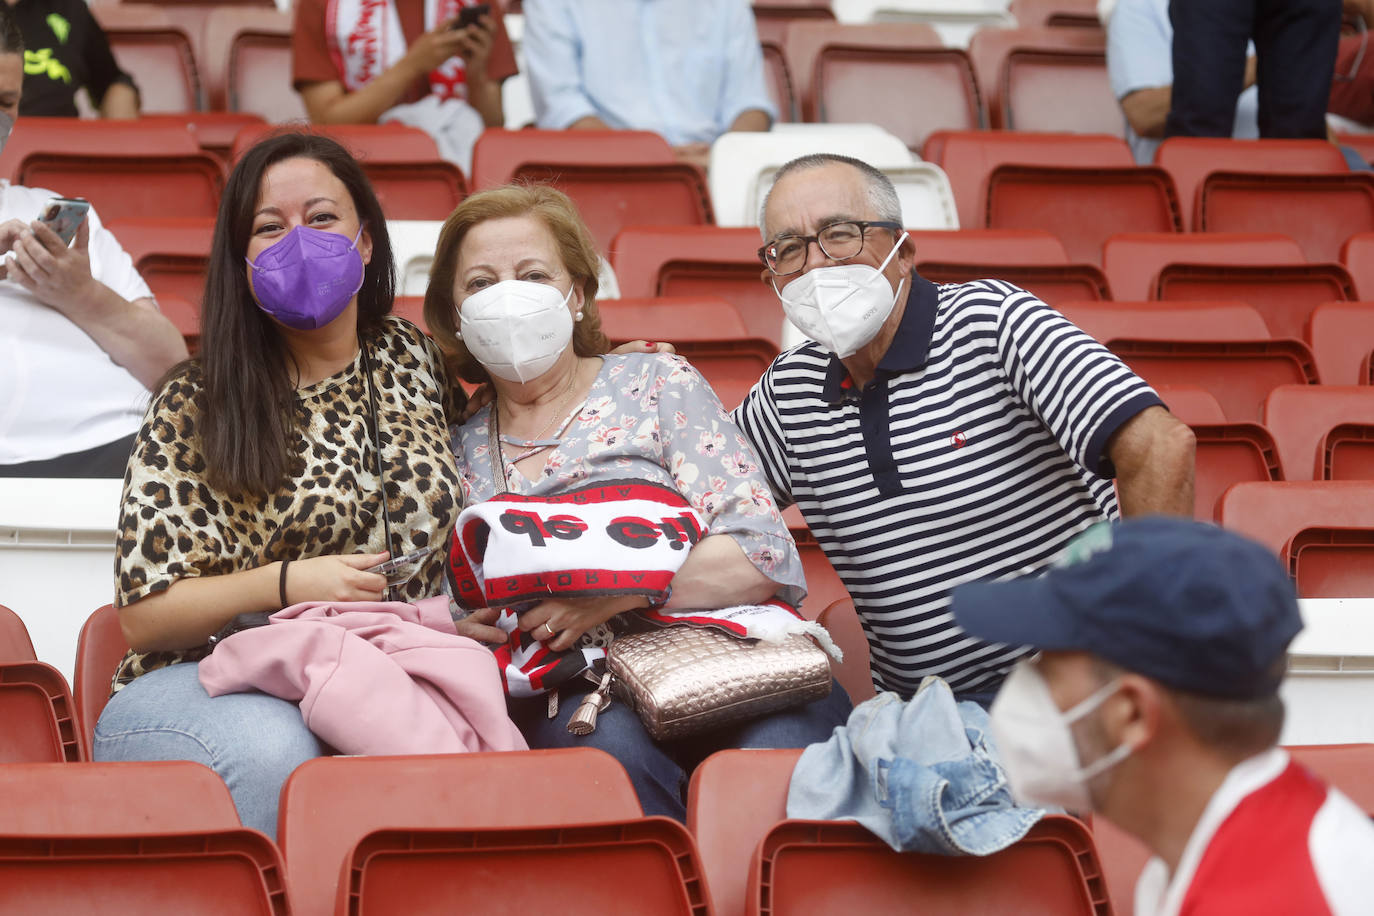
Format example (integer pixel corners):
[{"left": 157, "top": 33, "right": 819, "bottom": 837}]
[
  {"left": 3, "top": 219, "right": 186, "bottom": 390},
  {"left": 1106, "top": 406, "right": 1196, "bottom": 518},
  {"left": 98, "top": 82, "right": 139, "bottom": 119},
  {"left": 1119, "top": 56, "right": 1255, "bottom": 138}
]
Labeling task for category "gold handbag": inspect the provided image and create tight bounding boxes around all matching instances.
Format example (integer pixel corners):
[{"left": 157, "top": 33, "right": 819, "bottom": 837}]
[{"left": 597, "top": 625, "right": 833, "bottom": 741}]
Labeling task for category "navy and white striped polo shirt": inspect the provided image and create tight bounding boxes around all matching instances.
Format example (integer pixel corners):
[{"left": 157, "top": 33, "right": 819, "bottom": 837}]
[{"left": 733, "top": 274, "right": 1162, "bottom": 697}]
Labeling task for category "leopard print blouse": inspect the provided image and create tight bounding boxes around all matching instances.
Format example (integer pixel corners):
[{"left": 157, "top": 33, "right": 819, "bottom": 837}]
[{"left": 111, "top": 316, "right": 463, "bottom": 690}]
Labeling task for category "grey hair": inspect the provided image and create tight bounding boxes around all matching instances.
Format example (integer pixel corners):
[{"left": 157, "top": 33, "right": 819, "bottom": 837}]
[{"left": 758, "top": 153, "right": 903, "bottom": 238}]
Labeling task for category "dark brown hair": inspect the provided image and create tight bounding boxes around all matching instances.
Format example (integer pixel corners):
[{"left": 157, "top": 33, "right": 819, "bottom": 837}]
[
  {"left": 186, "top": 130, "right": 395, "bottom": 496},
  {"left": 424, "top": 184, "right": 610, "bottom": 385}
]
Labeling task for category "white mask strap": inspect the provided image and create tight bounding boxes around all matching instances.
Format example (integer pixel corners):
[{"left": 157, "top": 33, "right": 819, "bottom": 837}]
[{"left": 876, "top": 230, "right": 909, "bottom": 274}]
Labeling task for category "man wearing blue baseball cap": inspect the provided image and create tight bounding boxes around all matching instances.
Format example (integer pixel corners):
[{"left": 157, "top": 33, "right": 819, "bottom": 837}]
[{"left": 952, "top": 517, "right": 1374, "bottom": 916}]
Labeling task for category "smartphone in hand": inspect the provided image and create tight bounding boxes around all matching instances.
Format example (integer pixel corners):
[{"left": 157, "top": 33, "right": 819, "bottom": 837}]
[
  {"left": 452, "top": 3, "right": 490, "bottom": 29},
  {"left": 366, "top": 546, "right": 438, "bottom": 587},
  {"left": 38, "top": 198, "right": 91, "bottom": 246}
]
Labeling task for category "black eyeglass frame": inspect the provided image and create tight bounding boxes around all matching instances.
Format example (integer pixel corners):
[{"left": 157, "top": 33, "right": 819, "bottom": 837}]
[{"left": 757, "top": 219, "right": 905, "bottom": 277}]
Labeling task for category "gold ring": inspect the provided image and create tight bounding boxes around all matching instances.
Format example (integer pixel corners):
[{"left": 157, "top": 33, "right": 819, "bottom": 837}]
[{"left": 541, "top": 622, "right": 556, "bottom": 639}]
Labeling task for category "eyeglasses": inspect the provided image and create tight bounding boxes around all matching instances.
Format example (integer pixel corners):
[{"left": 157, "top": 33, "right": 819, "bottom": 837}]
[{"left": 758, "top": 220, "right": 904, "bottom": 277}]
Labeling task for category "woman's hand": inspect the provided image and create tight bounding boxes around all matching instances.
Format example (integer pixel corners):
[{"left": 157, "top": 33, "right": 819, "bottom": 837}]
[
  {"left": 283, "top": 552, "right": 390, "bottom": 605},
  {"left": 612, "top": 340, "right": 676, "bottom": 355},
  {"left": 520, "top": 595, "right": 647, "bottom": 652},
  {"left": 455, "top": 605, "right": 508, "bottom": 644}
]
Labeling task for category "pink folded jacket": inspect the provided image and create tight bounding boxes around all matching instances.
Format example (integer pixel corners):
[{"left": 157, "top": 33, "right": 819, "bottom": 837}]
[{"left": 198, "top": 597, "right": 527, "bottom": 755}]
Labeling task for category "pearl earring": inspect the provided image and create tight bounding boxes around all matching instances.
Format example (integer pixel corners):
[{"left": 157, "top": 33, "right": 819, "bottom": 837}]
[{"left": 575, "top": 310, "right": 584, "bottom": 321}]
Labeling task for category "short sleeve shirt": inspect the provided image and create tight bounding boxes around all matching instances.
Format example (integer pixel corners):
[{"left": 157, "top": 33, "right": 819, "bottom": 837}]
[{"left": 13, "top": 0, "right": 136, "bottom": 117}]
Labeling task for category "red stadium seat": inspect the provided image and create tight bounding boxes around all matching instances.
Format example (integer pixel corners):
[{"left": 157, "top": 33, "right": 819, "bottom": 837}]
[
  {"left": 1264, "top": 385, "right": 1374, "bottom": 481},
  {"left": 909, "top": 228, "right": 1069, "bottom": 265},
  {"left": 1218, "top": 480, "right": 1374, "bottom": 596},
  {"left": 1321, "top": 423, "right": 1374, "bottom": 480},
  {"left": 1188, "top": 422, "right": 1282, "bottom": 521},
  {"left": 608, "top": 226, "right": 782, "bottom": 345},
  {"left": 918, "top": 262, "right": 1112, "bottom": 303},
  {"left": 1197, "top": 172, "right": 1374, "bottom": 263},
  {"left": 785, "top": 23, "right": 974, "bottom": 150},
  {"left": 73, "top": 605, "right": 130, "bottom": 757},
  {"left": 784, "top": 507, "right": 848, "bottom": 620},
  {"left": 1342, "top": 232, "right": 1374, "bottom": 300},
  {"left": 1153, "top": 138, "right": 1350, "bottom": 230},
  {"left": 1010, "top": 0, "right": 1104, "bottom": 28},
  {"left": 201, "top": 7, "right": 304, "bottom": 122},
  {"left": 760, "top": 41, "right": 798, "bottom": 122},
  {"left": 391, "top": 295, "right": 428, "bottom": 332},
  {"left": 18, "top": 151, "right": 225, "bottom": 221},
  {"left": 512, "top": 162, "right": 713, "bottom": 253},
  {"left": 1306, "top": 301, "right": 1374, "bottom": 387},
  {"left": 1154, "top": 263, "right": 1356, "bottom": 343},
  {"left": 279, "top": 750, "right": 643, "bottom": 916},
  {"left": 0, "top": 605, "right": 36, "bottom": 663},
  {"left": 92, "top": 6, "right": 200, "bottom": 113},
  {"left": 1089, "top": 815, "right": 1151, "bottom": 916},
  {"left": 1338, "top": 132, "right": 1374, "bottom": 167},
  {"left": 752, "top": 1, "right": 836, "bottom": 47},
  {"left": 143, "top": 111, "right": 268, "bottom": 166},
  {"left": 0, "top": 662, "right": 83, "bottom": 762},
  {"left": 0, "top": 117, "right": 200, "bottom": 183},
  {"left": 747, "top": 816, "right": 1110, "bottom": 916},
  {"left": 338, "top": 821, "right": 709, "bottom": 915},
  {"left": 1154, "top": 384, "right": 1227, "bottom": 425},
  {"left": 984, "top": 164, "right": 1182, "bottom": 264},
  {"left": 470, "top": 128, "right": 675, "bottom": 190},
  {"left": 687, "top": 747, "right": 804, "bottom": 916},
  {"left": 816, "top": 599, "right": 874, "bottom": 704},
  {"left": 1056, "top": 300, "right": 1319, "bottom": 422},
  {"left": 105, "top": 218, "right": 214, "bottom": 337},
  {"left": 966, "top": 26, "right": 1109, "bottom": 131},
  {"left": 596, "top": 296, "right": 777, "bottom": 409},
  {"left": 1102, "top": 231, "right": 1306, "bottom": 302},
  {"left": 920, "top": 130, "right": 1133, "bottom": 230},
  {"left": 232, "top": 123, "right": 467, "bottom": 220}
]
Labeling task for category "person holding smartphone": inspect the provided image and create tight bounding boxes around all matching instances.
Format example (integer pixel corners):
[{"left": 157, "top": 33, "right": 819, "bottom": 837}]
[
  {"left": 292, "top": 0, "right": 515, "bottom": 169},
  {"left": 0, "top": 10, "right": 186, "bottom": 478}
]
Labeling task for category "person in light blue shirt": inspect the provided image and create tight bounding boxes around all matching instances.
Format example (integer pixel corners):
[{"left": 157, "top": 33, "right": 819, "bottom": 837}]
[
  {"left": 522, "top": 0, "right": 775, "bottom": 168},
  {"left": 1106, "top": 0, "right": 1261, "bottom": 164}
]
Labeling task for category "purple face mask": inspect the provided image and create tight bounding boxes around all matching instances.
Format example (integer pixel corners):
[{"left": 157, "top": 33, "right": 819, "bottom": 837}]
[{"left": 246, "top": 224, "right": 365, "bottom": 330}]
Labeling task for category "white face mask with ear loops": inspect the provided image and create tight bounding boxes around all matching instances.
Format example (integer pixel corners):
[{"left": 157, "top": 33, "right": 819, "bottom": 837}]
[
  {"left": 772, "top": 231, "right": 908, "bottom": 359},
  {"left": 457, "top": 280, "right": 575, "bottom": 383},
  {"left": 988, "top": 660, "right": 1134, "bottom": 812}
]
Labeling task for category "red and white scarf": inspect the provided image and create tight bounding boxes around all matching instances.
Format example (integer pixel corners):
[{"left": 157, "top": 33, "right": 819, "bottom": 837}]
[{"left": 326, "top": 0, "right": 476, "bottom": 102}]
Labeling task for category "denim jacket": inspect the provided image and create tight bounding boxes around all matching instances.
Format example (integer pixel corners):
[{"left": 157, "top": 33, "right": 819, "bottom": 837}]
[{"left": 787, "top": 676, "right": 1044, "bottom": 855}]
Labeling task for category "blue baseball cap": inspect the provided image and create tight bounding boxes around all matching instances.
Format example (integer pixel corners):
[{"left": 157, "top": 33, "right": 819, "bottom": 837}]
[{"left": 951, "top": 517, "right": 1302, "bottom": 700}]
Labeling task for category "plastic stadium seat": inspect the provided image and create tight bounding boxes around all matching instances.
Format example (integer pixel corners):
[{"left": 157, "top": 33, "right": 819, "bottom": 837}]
[
  {"left": 470, "top": 128, "right": 675, "bottom": 190},
  {"left": 708, "top": 125, "right": 915, "bottom": 227},
  {"left": 201, "top": 8, "right": 304, "bottom": 122},
  {"left": 1218, "top": 481, "right": 1374, "bottom": 596},
  {"left": 0, "top": 117, "right": 200, "bottom": 183},
  {"left": 984, "top": 165, "right": 1182, "bottom": 265},
  {"left": 1342, "top": 232, "right": 1374, "bottom": 300},
  {"left": 1197, "top": 172, "right": 1374, "bottom": 263},
  {"left": 387, "top": 219, "right": 444, "bottom": 297},
  {"left": 232, "top": 124, "right": 467, "bottom": 220},
  {"left": 1089, "top": 815, "right": 1150, "bottom": 916},
  {"left": 1264, "top": 385, "right": 1374, "bottom": 481},
  {"left": 1057, "top": 300, "right": 1319, "bottom": 422},
  {"left": 1322, "top": 423, "right": 1374, "bottom": 480},
  {"left": 1290, "top": 744, "right": 1374, "bottom": 814},
  {"left": 0, "top": 662, "right": 83, "bottom": 762},
  {"left": 816, "top": 599, "right": 874, "bottom": 704},
  {"left": 0, "top": 605, "right": 36, "bottom": 663},
  {"left": 1154, "top": 263, "right": 1356, "bottom": 343},
  {"left": 747, "top": 816, "right": 1110, "bottom": 916},
  {"left": 105, "top": 217, "right": 214, "bottom": 335},
  {"left": 752, "top": 1, "right": 837, "bottom": 47},
  {"left": 338, "top": 820, "right": 709, "bottom": 915},
  {"left": 784, "top": 23, "right": 974, "bottom": 150},
  {"left": 783, "top": 507, "right": 849, "bottom": 620},
  {"left": 597, "top": 297, "right": 776, "bottom": 409},
  {"left": 512, "top": 162, "right": 713, "bottom": 253},
  {"left": 966, "top": 26, "right": 1109, "bottom": 131},
  {"left": 92, "top": 6, "right": 200, "bottom": 113},
  {"left": 1102, "top": 231, "right": 1306, "bottom": 303},
  {"left": 279, "top": 750, "right": 643, "bottom": 916},
  {"left": 73, "top": 605, "right": 129, "bottom": 756},
  {"left": 18, "top": 151, "right": 225, "bottom": 221},
  {"left": 909, "top": 228, "right": 1069, "bottom": 265},
  {"left": 143, "top": 111, "right": 268, "bottom": 166},
  {"left": 1153, "top": 138, "right": 1351, "bottom": 230},
  {"left": 1154, "top": 384, "right": 1227, "bottom": 425},
  {"left": 1010, "top": 0, "right": 1104, "bottom": 28},
  {"left": 921, "top": 130, "right": 1133, "bottom": 231},
  {"left": 1338, "top": 132, "right": 1374, "bottom": 167},
  {"left": 1306, "top": 302, "right": 1374, "bottom": 387},
  {"left": 918, "top": 262, "right": 1112, "bottom": 303},
  {"left": 1188, "top": 422, "right": 1282, "bottom": 521},
  {"left": 687, "top": 747, "right": 804, "bottom": 916},
  {"left": 760, "top": 41, "right": 798, "bottom": 122}
]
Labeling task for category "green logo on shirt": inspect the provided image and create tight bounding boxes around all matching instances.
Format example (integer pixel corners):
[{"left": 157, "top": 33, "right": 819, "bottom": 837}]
[
  {"left": 47, "top": 13, "right": 70, "bottom": 44},
  {"left": 24, "top": 48, "right": 73, "bottom": 84}
]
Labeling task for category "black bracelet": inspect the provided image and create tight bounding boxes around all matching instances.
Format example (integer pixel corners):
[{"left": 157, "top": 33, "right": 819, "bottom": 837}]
[{"left": 279, "top": 559, "right": 291, "bottom": 608}]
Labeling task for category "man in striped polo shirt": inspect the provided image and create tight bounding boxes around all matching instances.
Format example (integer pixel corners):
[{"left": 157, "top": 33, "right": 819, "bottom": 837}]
[
  {"left": 732, "top": 153, "right": 1196, "bottom": 702},
  {"left": 952, "top": 518, "right": 1374, "bottom": 914}
]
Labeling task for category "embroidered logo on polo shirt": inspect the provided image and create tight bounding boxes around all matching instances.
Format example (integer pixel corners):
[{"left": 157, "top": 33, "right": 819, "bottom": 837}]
[{"left": 950, "top": 431, "right": 967, "bottom": 449}]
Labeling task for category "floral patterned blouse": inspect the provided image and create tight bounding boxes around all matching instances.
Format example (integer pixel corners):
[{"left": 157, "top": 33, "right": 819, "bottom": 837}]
[{"left": 450, "top": 352, "right": 805, "bottom": 608}]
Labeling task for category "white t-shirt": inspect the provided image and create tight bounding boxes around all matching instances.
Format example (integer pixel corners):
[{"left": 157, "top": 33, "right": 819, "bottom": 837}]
[{"left": 0, "top": 181, "right": 156, "bottom": 464}]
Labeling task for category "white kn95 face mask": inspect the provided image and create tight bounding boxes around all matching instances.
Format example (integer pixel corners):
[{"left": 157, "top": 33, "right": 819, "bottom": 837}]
[{"left": 457, "top": 279, "right": 575, "bottom": 383}]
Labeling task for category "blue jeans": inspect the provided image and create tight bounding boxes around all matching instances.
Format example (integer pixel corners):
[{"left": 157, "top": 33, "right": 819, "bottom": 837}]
[
  {"left": 92, "top": 662, "right": 323, "bottom": 839},
  {"left": 509, "top": 681, "right": 853, "bottom": 820}
]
